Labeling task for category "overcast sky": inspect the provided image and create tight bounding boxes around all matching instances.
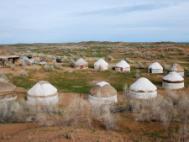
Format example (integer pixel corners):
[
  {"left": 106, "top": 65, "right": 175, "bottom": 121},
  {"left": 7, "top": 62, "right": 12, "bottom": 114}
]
[{"left": 0, "top": 0, "right": 189, "bottom": 44}]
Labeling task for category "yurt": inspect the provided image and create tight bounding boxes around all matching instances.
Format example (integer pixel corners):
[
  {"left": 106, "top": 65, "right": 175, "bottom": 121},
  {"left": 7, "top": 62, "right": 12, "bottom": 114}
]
[
  {"left": 0, "top": 80, "right": 17, "bottom": 102},
  {"left": 27, "top": 81, "right": 59, "bottom": 105},
  {"left": 94, "top": 58, "right": 109, "bottom": 71},
  {"left": 74, "top": 58, "right": 88, "bottom": 69},
  {"left": 162, "top": 72, "right": 184, "bottom": 90},
  {"left": 88, "top": 81, "right": 117, "bottom": 106},
  {"left": 148, "top": 62, "right": 163, "bottom": 73},
  {"left": 170, "top": 63, "right": 184, "bottom": 77},
  {"left": 128, "top": 77, "right": 157, "bottom": 99},
  {"left": 114, "top": 60, "right": 130, "bottom": 72},
  {"left": 20, "top": 56, "right": 34, "bottom": 66}
]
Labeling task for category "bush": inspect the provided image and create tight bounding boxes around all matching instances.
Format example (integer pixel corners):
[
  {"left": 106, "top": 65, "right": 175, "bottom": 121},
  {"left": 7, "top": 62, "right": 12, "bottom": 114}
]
[
  {"left": 43, "top": 64, "right": 54, "bottom": 72},
  {"left": 17, "top": 70, "right": 28, "bottom": 77},
  {"left": 127, "top": 92, "right": 189, "bottom": 125},
  {"left": 0, "top": 74, "right": 9, "bottom": 82},
  {"left": 53, "top": 63, "right": 62, "bottom": 70},
  {"left": 91, "top": 104, "right": 117, "bottom": 130},
  {"left": 131, "top": 96, "right": 174, "bottom": 124},
  {"left": 0, "top": 100, "right": 31, "bottom": 123},
  {"left": 0, "top": 99, "right": 64, "bottom": 124},
  {"left": 62, "top": 96, "right": 92, "bottom": 128}
]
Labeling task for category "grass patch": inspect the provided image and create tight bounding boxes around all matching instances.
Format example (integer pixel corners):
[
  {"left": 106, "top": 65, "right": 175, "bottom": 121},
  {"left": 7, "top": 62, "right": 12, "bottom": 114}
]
[
  {"left": 47, "top": 71, "right": 92, "bottom": 94},
  {"left": 143, "top": 131, "right": 166, "bottom": 139},
  {"left": 6, "top": 68, "right": 145, "bottom": 93},
  {"left": 7, "top": 75, "right": 35, "bottom": 89}
]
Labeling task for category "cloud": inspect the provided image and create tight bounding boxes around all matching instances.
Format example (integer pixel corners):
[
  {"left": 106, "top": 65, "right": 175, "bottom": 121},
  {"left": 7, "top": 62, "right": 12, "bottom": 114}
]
[
  {"left": 78, "top": 4, "right": 166, "bottom": 16},
  {"left": 0, "top": 0, "right": 189, "bottom": 43},
  {"left": 77, "top": 0, "right": 188, "bottom": 16}
]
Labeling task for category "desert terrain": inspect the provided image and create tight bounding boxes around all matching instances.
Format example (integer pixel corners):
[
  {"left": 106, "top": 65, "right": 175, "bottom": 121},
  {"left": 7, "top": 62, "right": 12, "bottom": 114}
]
[{"left": 0, "top": 42, "right": 189, "bottom": 142}]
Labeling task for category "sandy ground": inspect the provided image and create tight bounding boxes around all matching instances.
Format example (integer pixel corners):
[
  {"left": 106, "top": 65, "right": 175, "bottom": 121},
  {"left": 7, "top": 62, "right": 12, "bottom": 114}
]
[{"left": 0, "top": 124, "right": 129, "bottom": 142}]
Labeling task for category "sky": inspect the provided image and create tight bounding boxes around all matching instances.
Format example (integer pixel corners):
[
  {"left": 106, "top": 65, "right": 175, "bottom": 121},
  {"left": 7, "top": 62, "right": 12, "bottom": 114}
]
[{"left": 0, "top": 0, "right": 189, "bottom": 44}]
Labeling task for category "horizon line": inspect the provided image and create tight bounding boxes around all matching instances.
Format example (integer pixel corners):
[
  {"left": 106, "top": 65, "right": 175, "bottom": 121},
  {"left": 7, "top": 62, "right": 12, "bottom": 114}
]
[{"left": 0, "top": 40, "right": 189, "bottom": 46}]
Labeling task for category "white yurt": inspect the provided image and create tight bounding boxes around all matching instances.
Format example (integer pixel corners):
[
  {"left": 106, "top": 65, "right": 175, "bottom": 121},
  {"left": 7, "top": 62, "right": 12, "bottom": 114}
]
[
  {"left": 88, "top": 81, "right": 117, "bottom": 106},
  {"left": 94, "top": 58, "right": 109, "bottom": 71},
  {"left": 148, "top": 62, "right": 163, "bottom": 73},
  {"left": 162, "top": 72, "right": 184, "bottom": 90},
  {"left": 128, "top": 77, "right": 157, "bottom": 99},
  {"left": 170, "top": 63, "right": 184, "bottom": 77},
  {"left": 27, "top": 81, "right": 59, "bottom": 105},
  {"left": 115, "top": 60, "right": 130, "bottom": 72},
  {"left": 74, "top": 58, "right": 88, "bottom": 69},
  {"left": 20, "top": 56, "right": 33, "bottom": 66},
  {"left": 0, "top": 80, "right": 17, "bottom": 102}
]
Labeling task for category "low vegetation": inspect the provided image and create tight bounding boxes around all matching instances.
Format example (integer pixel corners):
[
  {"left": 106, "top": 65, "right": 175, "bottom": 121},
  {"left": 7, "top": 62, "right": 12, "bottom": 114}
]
[
  {"left": 0, "top": 91, "right": 188, "bottom": 141},
  {"left": 0, "top": 42, "right": 189, "bottom": 141}
]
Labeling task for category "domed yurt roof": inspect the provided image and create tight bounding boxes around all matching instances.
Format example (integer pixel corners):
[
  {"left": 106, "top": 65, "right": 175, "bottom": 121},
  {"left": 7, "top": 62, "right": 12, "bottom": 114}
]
[
  {"left": 163, "top": 72, "right": 184, "bottom": 82},
  {"left": 148, "top": 62, "right": 163, "bottom": 70},
  {"left": 28, "top": 81, "right": 57, "bottom": 97},
  {"left": 0, "top": 80, "right": 16, "bottom": 94},
  {"left": 96, "top": 81, "right": 110, "bottom": 87},
  {"left": 90, "top": 81, "right": 117, "bottom": 97},
  {"left": 115, "top": 60, "right": 130, "bottom": 68},
  {"left": 75, "top": 58, "right": 88, "bottom": 66},
  {"left": 170, "top": 64, "right": 184, "bottom": 72},
  {"left": 130, "top": 77, "right": 157, "bottom": 92},
  {"left": 94, "top": 58, "right": 108, "bottom": 66}
]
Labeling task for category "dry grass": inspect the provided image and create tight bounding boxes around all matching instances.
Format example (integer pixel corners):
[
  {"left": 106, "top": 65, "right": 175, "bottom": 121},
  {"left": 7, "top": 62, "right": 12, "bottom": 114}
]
[
  {"left": 61, "top": 96, "right": 92, "bottom": 128},
  {"left": 0, "top": 42, "right": 189, "bottom": 141}
]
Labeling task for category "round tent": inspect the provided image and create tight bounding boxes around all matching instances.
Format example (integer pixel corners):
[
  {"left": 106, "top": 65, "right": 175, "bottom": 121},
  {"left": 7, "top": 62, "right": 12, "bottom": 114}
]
[
  {"left": 20, "top": 56, "right": 34, "bottom": 66},
  {"left": 74, "top": 58, "right": 88, "bottom": 69},
  {"left": 148, "top": 62, "right": 163, "bottom": 74},
  {"left": 94, "top": 58, "right": 109, "bottom": 71},
  {"left": 162, "top": 72, "right": 184, "bottom": 90},
  {"left": 114, "top": 60, "right": 130, "bottom": 72},
  {"left": 96, "top": 81, "right": 110, "bottom": 87},
  {"left": 0, "top": 80, "right": 17, "bottom": 102},
  {"left": 27, "top": 81, "right": 59, "bottom": 105},
  {"left": 128, "top": 77, "right": 157, "bottom": 99},
  {"left": 170, "top": 63, "right": 184, "bottom": 77},
  {"left": 88, "top": 81, "right": 117, "bottom": 105}
]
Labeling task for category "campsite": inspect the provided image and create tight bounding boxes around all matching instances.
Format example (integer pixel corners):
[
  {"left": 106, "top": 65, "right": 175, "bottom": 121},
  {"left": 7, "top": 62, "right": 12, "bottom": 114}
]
[{"left": 0, "top": 42, "right": 189, "bottom": 142}]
